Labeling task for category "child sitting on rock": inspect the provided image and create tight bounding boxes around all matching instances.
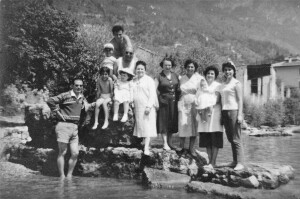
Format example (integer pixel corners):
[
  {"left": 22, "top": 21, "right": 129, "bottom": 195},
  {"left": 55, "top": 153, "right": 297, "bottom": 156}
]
[
  {"left": 102, "top": 43, "right": 118, "bottom": 82},
  {"left": 92, "top": 66, "right": 114, "bottom": 130},
  {"left": 113, "top": 68, "right": 134, "bottom": 122}
]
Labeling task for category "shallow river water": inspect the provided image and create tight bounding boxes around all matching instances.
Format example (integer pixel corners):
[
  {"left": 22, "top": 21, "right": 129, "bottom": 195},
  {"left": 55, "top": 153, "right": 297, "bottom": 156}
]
[{"left": 1, "top": 133, "right": 300, "bottom": 199}]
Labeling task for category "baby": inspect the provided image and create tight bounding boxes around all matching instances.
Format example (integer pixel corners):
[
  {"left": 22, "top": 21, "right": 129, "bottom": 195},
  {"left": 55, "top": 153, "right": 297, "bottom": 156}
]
[
  {"left": 113, "top": 68, "right": 134, "bottom": 122},
  {"left": 196, "top": 79, "right": 216, "bottom": 123},
  {"left": 92, "top": 67, "right": 114, "bottom": 130}
]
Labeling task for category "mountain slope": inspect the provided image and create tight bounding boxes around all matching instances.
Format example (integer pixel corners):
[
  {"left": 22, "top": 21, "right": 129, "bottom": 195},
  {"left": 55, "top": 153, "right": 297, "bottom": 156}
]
[{"left": 52, "top": 0, "right": 300, "bottom": 64}]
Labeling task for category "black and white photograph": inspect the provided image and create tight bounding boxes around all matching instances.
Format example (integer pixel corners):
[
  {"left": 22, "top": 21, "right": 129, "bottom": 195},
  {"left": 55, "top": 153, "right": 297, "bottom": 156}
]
[{"left": 0, "top": 0, "right": 299, "bottom": 198}]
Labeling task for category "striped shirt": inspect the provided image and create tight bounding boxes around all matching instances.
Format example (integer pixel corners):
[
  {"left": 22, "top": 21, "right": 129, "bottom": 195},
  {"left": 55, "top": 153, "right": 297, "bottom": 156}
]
[{"left": 47, "top": 90, "right": 87, "bottom": 123}]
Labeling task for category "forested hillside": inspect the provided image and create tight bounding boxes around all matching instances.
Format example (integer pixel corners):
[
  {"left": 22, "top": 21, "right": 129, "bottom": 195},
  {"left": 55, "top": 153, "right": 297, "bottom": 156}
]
[{"left": 51, "top": 0, "right": 300, "bottom": 65}]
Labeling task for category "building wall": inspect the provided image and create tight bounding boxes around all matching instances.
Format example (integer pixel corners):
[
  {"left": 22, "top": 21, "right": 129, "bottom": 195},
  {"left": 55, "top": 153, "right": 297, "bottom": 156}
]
[
  {"left": 275, "top": 66, "right": 300, "bottom": 88},
  {"left": 243, "top": 67, "right": 278, "bottom": 104}
]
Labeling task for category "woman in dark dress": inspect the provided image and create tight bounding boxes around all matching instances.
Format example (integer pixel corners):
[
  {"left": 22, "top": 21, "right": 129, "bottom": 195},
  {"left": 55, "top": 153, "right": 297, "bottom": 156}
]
[{"left": 155, "top": 57, "right": 180, "bottom": 150}]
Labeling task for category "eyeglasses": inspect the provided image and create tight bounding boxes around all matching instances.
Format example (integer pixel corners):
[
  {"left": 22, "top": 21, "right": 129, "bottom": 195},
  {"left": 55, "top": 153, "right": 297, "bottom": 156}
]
[
  {"left": 75, "top": 84, "right": 83, "bottom": 87},
  {"left": 125, "top": 51, "right": 133, "bottom": 55},
  {"left": 104, "top": 48, "right": 114, "bottom": 51}
]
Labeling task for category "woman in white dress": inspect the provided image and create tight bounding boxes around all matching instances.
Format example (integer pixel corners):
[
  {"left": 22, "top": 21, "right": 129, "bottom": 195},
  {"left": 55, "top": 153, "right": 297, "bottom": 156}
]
[
  {"left": 133, "top": 60, "right": 158, "bottom": 155},
  {"left": 178, "top": 59, "right": 203, "bottom": 156},
  {"left": 196, "top": 65, "right": 223, "bottom": 168}
]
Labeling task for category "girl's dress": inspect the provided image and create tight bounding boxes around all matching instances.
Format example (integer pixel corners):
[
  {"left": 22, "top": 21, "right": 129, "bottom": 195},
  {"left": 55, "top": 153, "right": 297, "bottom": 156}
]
[
  {"left": 114, "top": 80, "right": 133, "bottom": 103},
  {"left": 133, "top": 75, "right": 158, "bottom": 138}
]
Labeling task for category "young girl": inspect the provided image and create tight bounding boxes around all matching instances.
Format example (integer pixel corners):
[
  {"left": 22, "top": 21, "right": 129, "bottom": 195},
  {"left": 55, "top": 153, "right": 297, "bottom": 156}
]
[
  {"left": 92, "top": 67, "right": 114, "bottom": 130},
  {"left": 102, "top": 43, "right": 118, "bottom": 82},
  {"left": 195, "top": 78, "right": 216, "bottom": 123},
  {"left": 113, "top": 68, "right": 134, "bottom": 122}
]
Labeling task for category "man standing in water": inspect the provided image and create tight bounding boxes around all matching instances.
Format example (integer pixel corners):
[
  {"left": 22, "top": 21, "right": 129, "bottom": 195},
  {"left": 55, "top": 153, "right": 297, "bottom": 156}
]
[
  {"left": 47, "top": 77, "right": 94, "bottom": 179},
  {"left": 110, "top": 25, "right": 133, "bottom": 59}
]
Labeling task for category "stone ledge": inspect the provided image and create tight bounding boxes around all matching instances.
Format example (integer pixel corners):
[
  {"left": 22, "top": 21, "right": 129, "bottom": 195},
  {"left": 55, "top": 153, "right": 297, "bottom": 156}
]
[
  {"left": 142, "top": 167, "right": 191, "bottom": 188},
  {"left": 187, "top": 181, "right": 248, "bottom": 199}
]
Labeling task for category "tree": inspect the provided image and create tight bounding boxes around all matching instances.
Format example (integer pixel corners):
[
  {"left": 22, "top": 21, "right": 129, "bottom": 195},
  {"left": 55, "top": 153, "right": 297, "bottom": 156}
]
[{"left": 2, "top": 0, "right": 97, "bottom": 96}]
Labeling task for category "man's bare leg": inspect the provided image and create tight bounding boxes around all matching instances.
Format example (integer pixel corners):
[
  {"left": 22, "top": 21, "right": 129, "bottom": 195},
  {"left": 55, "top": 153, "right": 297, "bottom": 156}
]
[
  {"left": 57, "top": 142, "right": 68, "bottom": 179},
  {"left": 66, "top": 142, "right": 79, "bottom": 179}
]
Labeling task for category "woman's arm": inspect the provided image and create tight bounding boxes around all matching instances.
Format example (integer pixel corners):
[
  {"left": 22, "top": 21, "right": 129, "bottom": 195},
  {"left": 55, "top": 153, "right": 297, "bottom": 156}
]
[
  {"left": 154, "top": 77, "right": 160, "bottom": 95},
  {"left": 235, "top": 82, "right": 243, "bottom": 123}
]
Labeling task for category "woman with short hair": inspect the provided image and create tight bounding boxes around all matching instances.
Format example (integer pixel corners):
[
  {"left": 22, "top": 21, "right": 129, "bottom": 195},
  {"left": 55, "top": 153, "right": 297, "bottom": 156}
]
[
  {"left": 219, "top": 61, "right": 244, "bottom": 171},
  {"left": 133, "top": 61, "right": 158, "bottom": 155},
  {"left": 178, "top": 59, "right": 203, "bottom": 156},
  {"left": 197, "top": 65, "right": 223, "bottom": 168},
  {"left": 155, "top": 57, "right": 180, "bottom": 151}
]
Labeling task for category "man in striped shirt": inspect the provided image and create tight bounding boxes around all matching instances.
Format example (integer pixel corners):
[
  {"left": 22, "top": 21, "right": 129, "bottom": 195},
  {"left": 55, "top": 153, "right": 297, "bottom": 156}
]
[{"left": 47, "top": 78, "right": 94, "bottom": 179}]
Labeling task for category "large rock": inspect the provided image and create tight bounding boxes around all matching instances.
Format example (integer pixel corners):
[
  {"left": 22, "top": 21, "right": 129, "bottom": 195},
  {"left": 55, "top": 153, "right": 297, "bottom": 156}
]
[
  {"left": 78, "top": 147, "right": 207, "bottom": 178},
  {"left": 24, "top": 103, "right": 142, "bottom": 149},
  {"left": 4, "top": 144, "right": 57, "bottom": 176},
  {"left": 24, "top": 104, "right": 56, "bottom": 148},
  {"left": 0, "top": 161, "right": 39, "bottom": 178},
  {"left": 142, "top": 167, "right": 191, "bottom": 188},
  {"left": 3, "top": 145, "right": 208, "bottom": 179},
  {"left": 0, "top": 126, "right": 31, "bottom": 159}
]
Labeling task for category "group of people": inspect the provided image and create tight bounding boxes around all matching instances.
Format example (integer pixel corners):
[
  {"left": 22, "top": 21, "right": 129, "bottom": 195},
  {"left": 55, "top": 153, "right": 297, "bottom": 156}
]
[{"left": 47, "top": 25, "right": 245, "bottom": 179}]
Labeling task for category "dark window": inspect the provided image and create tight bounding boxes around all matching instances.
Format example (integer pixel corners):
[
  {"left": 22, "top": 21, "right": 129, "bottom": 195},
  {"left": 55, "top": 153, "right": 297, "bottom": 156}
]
[
  {"left": 251, "top": 79, "right": 258, "bottom": 94},
  {"left": 261, "top": 78, "right": 263, "bottom": 95}
]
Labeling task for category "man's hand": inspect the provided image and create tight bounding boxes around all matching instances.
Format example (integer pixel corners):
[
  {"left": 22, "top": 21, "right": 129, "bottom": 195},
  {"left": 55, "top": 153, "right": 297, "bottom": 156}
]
[{"left": 56, "top": 111, "right": 66, "bottom": 121}]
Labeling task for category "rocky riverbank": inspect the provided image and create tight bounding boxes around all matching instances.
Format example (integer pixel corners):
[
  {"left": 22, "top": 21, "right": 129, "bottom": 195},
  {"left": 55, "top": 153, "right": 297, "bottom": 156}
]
[
  {"left": 0, "top": 103, "right": 297, "bottom": 199},
  {"left": 244, "top": 126, "right": 294, "bottom": 137}
]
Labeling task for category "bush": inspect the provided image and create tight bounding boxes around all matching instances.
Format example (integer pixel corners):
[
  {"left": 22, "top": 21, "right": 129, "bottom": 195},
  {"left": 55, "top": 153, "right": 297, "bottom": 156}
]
[
  {"left": 1, "top": 83, "right": 49, "bottom": 115},
  {"left": 283, "top": 88, "right": 300, "bottom": 125},
  {"left": 244, "top": 99, "right": 285, "bottom": 127},
  {"left": 263, "top": 100, "right": 284, "bottom": 127},
  {"left": 2, "top": 0, "right": 97, "bottom": 97},
  {"left": 244, "top": 100, "right": 265, "bottom": 127}
]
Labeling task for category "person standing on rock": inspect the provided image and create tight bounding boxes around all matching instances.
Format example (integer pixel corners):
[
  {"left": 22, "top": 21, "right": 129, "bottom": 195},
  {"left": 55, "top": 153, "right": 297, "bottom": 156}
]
[
  {"left": 219, "top": 61, "right": 244, "bottom": 171},
  {"left": 132, "top": 61, "right": 159, "bottom": 155},
  {"left": 155, "top": 57, "right": 180, "bottom": 151},
  {"left": 178, "top": 59, "right": 202, "bottom": 156},
  {"left": 197, "top": 65, "right": 223, "bottom": 168},
  {"left": 110, "top": 25, "right": 133, "bottom": 59},
  {"left": 47, "top": 77, "right": 95, "bottom": 179}
]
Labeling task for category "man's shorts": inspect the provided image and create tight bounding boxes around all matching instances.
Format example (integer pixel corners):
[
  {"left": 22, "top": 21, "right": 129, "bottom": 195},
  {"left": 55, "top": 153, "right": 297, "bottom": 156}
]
[{"left": 55, "top": 122, "right": 78, "bottom": 144}]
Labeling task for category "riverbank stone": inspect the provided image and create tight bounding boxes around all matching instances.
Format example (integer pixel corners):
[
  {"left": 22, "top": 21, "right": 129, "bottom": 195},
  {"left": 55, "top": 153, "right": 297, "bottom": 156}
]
[
  {"left": 142, "top": 167, "right": 191, "bottom": 188},
  {"left": 248, "top": 127, "right": 293, "bottom": 137},
  {"left": 0, "top": 115, "right": 25, "bottom": 127},
  {"left": 195, "top": 163, "right": 295, "bottom": 189}
]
